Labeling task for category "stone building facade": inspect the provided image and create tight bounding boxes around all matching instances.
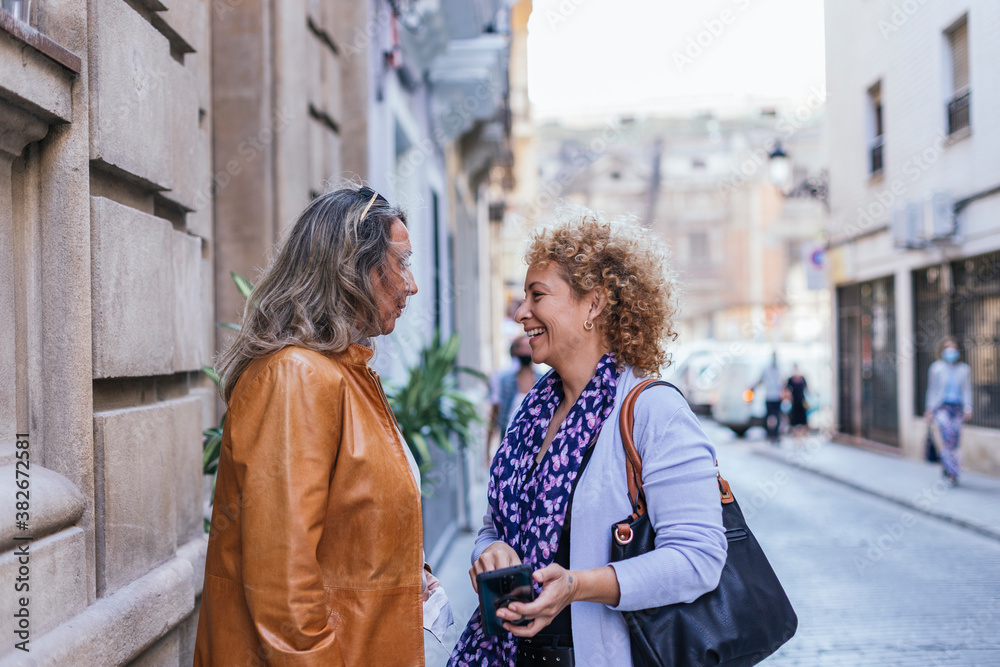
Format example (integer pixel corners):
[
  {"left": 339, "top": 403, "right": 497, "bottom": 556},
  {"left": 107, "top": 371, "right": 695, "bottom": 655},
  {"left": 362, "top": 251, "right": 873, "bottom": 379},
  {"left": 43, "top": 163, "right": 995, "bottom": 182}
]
[
  {"left": 0, "top": 0, "right": 512, "bottom": 663},
  {"left": 825, "top": 0, "right": 1000, "bottom": 474},
  {"left": 1, "top": 0, "right": 213, "bottom": 663}
]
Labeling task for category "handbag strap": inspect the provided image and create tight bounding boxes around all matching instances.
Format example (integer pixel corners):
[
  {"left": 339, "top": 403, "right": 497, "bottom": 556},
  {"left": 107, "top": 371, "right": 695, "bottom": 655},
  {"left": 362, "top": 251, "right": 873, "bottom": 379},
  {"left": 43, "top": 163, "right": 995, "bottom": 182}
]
[
  {"left": 618, "top": 379, "right": 735, "bottom": 518},
  {"left": 618, "top": 379, "right": 664, "bottom": 514}
]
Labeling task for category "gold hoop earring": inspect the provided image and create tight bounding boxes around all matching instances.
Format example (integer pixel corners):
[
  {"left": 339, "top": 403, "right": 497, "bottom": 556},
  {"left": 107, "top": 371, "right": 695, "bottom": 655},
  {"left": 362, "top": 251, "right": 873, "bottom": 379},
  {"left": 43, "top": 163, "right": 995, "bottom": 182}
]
[{"left": 584, "top": 320, "right": 594, "bottom": 331}]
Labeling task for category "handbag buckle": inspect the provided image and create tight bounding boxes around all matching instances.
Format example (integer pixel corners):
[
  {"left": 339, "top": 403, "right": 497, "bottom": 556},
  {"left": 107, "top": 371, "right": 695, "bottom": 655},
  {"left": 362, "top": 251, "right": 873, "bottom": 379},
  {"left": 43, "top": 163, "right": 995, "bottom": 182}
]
[
  {"left": 718, "top": 475, "right": 735, "bottom": 504},
  {"left": 614, "top": 523, "right": 633, "bottom": 545}
]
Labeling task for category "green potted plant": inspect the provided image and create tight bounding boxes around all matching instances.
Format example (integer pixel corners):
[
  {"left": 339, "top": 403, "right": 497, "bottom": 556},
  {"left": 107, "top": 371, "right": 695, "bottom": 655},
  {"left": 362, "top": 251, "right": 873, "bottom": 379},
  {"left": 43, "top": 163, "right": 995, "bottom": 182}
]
[{"left": 383, "top": 330, "right": 486, "bottom": 478}]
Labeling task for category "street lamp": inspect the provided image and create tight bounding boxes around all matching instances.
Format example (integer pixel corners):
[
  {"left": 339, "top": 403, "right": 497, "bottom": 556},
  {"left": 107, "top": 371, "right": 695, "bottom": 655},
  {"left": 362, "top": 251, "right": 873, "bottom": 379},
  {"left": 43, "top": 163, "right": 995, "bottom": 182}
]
[
  {"left": 768, "top": 140, "right": 829, "bottom": 209},
  {"left": 767, "top": 141, "right": 791, "bottom": 188}
]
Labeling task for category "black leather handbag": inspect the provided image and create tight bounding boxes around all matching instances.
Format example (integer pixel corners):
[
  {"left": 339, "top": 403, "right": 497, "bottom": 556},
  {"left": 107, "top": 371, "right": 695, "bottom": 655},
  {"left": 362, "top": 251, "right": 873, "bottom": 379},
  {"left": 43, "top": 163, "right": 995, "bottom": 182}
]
[{"left": 610, "top": 380, "right": 797, "bottom": 667}]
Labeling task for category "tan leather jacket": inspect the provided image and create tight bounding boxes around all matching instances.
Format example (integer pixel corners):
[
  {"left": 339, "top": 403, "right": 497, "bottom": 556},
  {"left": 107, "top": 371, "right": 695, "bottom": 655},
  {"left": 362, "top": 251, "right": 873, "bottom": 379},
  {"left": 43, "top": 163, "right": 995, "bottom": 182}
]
[{"left": 194, "top": 345, "right": 424, "bottom": 667}]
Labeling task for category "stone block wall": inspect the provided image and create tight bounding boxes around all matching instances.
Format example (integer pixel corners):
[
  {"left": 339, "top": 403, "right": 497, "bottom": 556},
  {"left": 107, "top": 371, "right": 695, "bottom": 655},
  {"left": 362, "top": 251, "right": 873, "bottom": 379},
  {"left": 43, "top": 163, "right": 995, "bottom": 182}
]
[
  {"left": 212, "top": 0, "right": 363, "bottom": 327},
  {"left": 0, "top": 0, "right": 381, "bottom": 662},
  {"left": 89, "top": 0, "right": 174, "bottom": 191},
  {"left": 93, "top": 403, "right": 179, "bottom": 597},
  {"left": 91, "top": 197, "right": 177, "bottom": 379},
  {"left": 0, "top": 0, "right": 212, "bottom": 663}
]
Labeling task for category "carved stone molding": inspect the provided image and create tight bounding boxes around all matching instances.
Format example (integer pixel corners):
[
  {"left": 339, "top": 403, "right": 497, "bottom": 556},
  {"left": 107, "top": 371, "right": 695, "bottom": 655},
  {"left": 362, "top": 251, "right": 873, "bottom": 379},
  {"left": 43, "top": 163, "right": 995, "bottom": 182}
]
[{"left": 0, "top": 98, "right": 50, "bottom": 161}]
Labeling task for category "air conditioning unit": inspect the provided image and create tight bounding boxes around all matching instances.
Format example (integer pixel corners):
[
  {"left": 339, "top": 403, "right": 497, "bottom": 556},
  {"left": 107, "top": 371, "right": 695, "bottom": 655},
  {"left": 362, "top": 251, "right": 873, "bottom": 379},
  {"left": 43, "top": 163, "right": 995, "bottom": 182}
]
[
  {"left": 891, "top": 201, "right": 922, "bottom": 248},
  {"left": 924, "top": 190, "right": 955, "bottom": 242},
  {"left": 891, "top": 190, "right": 955, "bottom": 248}
]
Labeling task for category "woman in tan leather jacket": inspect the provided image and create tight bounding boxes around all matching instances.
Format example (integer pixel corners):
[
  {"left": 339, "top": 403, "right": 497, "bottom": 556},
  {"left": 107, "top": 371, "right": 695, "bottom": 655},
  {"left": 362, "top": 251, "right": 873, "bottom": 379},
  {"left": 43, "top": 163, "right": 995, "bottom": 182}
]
[{"left": 194, "top": 187, "right": 429, "bottom": 666}]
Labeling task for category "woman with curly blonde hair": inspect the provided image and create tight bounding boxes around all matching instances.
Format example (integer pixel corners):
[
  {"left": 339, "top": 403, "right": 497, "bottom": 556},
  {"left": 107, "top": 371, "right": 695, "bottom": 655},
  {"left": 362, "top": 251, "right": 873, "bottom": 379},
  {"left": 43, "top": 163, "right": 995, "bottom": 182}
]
[{"left": 451, "top": 209, "right": 727, "bottom": 666}]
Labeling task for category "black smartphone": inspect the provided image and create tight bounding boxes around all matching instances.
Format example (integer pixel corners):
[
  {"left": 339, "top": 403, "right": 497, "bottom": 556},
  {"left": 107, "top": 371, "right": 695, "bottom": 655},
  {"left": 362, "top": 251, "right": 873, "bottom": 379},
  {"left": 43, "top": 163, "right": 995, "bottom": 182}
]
[{"left": 476, "top": 564, "right": 535, "bottom": 636}]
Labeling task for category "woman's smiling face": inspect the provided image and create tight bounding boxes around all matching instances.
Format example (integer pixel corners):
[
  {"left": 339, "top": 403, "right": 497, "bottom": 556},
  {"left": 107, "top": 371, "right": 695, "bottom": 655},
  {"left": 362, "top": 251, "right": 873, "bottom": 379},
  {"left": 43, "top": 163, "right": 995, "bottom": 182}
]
[{"left": 514, "top": 263, "right": 592, "bottom": 372}]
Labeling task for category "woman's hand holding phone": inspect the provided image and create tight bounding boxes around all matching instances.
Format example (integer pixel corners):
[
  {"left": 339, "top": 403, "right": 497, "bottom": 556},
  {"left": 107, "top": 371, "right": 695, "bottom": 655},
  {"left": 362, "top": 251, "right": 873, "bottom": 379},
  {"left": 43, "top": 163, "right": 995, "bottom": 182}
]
[
  {"left": 469, "top": 541, "right": 521, "bottom": 593},
  {"left": 496, "top": 563, "right": 622, "bottom": 637},
  {"left": 495, "top": 563, "right": 576, "bottom": 637}
]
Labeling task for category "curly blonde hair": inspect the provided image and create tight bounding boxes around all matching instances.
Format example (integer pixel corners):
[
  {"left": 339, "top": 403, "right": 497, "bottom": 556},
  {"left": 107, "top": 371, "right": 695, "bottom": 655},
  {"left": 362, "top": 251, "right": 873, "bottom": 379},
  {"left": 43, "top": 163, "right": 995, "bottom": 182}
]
[{"left": 525, "top": 208, "right": 678, "bottom": 377}]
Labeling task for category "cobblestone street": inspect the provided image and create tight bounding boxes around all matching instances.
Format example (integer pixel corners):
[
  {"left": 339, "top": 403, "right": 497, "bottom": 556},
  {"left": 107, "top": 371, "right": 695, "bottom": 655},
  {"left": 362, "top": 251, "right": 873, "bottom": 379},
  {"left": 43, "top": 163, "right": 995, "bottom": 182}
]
[{"left": 708, "top": 423, "right": 1000, "bottom": 666}]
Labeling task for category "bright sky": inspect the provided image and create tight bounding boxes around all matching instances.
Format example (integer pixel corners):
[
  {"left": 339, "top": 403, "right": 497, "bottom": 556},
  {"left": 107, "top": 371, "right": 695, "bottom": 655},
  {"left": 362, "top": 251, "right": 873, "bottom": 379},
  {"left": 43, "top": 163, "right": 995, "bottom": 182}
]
[{"left": 526, "top": 0, "right": 827, "bottom": 119}]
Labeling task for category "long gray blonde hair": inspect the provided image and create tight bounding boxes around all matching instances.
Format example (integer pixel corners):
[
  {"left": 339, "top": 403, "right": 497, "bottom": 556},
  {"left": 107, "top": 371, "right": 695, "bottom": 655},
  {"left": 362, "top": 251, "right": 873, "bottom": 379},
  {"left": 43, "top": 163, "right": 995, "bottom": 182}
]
[{"left": 216, "top": 187, "right": 407, "bottom": 402}]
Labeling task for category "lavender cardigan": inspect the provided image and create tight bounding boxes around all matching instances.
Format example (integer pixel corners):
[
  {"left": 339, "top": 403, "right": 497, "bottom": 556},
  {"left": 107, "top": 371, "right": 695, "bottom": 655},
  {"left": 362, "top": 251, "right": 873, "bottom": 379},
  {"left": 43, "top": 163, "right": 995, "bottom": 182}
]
[{"left": 472, "top": 366, "right": 727, "bottom": 664}]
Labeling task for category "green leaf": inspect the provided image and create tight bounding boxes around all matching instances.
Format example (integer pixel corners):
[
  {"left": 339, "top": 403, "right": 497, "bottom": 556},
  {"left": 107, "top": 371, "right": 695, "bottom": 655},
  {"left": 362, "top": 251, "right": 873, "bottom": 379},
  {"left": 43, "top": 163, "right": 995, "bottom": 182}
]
[
  {"left": 218, "top": 322, "right": 241, "bottom": 332},
  {"left": 203, "top": 432, "right": 222, "bottom": 474},
  {"left": 430, "top": 423, "right": 454, "bottom": 453},
  {"left": 457, "top": 366, "right": 489, "bottom": 383},
  {"left": 408, "top": 431, "right": 432, "bottom": 466},
  {"left": 202, "top": 366, "right": 221, "bottom": 385},
  {"left": 231, "top": 271, "right": 254, "bottom": 298},
  {"left": 443, "top": 333, "right": 460, "bottom": 363}
]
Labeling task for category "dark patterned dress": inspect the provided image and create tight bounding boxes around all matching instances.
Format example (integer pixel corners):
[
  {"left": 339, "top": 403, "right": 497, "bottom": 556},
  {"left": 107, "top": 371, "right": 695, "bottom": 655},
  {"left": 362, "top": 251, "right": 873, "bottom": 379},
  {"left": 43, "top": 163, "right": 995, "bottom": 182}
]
[{"left": 449, "top": 354, "right": 620, "bottom": 666}]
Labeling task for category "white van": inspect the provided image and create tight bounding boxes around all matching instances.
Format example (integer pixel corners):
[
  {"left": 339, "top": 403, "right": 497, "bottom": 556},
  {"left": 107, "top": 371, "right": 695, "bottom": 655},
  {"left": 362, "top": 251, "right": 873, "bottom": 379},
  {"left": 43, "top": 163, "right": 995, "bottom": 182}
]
[
  {"left": 711, "top": 343, "right": 832, "bottom": 438},
  {"left": 663, "top": 340, "right": 724, "bottom": 415}
]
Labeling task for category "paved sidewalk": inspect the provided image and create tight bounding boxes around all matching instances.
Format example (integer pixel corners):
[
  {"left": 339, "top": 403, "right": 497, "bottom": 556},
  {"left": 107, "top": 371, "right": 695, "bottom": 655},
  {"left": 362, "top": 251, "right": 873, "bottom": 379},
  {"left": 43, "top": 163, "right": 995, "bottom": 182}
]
[
  {"left": 753, "top": 436, "right": 1000, "bottom": 541},
  {"left": 425, "top": 527, "right": 478, "bottom": 666},
  {"left": 425, "top": 466, "right": 488, "bottom": 666}
]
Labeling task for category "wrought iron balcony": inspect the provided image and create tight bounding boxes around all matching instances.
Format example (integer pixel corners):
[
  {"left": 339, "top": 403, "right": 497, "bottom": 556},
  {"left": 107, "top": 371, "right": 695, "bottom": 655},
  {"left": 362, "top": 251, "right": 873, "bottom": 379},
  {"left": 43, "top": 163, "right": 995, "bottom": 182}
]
[
  {"left": 947, "top": 89, "right": 971, "bottom": 135},
  {"left": 869, "top": 138, "right": 884, "bottom": 175}
]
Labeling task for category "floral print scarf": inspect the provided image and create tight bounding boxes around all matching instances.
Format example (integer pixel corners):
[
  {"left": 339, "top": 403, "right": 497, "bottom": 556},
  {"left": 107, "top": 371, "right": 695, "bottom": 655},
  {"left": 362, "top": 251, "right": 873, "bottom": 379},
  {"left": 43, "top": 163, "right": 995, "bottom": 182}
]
[{"left": 449, "top": 354, "right": 620, "bottom": 666}]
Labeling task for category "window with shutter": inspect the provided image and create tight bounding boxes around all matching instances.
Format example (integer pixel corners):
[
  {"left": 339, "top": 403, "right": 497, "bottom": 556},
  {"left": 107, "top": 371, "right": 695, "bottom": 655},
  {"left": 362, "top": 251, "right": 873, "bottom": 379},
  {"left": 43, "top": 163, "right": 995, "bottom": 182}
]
[{"left": 945, "top": 16, "right": 971, "bottom": 135}]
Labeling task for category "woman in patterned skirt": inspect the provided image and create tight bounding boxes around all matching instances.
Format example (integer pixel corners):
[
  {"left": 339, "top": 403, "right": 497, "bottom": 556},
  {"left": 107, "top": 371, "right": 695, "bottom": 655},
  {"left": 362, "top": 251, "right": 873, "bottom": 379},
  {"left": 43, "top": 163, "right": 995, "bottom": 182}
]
[{"left": 924, "top": 336, "right": 973, "bottom": 486}]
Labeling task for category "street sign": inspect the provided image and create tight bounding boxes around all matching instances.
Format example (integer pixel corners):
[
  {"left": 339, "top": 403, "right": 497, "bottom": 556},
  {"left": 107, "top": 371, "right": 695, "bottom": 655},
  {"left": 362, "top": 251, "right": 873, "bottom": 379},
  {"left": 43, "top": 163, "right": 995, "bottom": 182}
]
[{"left": 804, "top": 243, "right": 827, "bottom": 290}]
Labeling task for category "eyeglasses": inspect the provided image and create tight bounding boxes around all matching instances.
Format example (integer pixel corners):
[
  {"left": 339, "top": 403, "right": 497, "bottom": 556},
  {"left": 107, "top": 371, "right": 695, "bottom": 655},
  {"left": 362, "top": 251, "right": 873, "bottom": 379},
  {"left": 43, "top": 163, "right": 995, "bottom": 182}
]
[{"left": 358, "top": 187, "right": 389, "bottom": 220}]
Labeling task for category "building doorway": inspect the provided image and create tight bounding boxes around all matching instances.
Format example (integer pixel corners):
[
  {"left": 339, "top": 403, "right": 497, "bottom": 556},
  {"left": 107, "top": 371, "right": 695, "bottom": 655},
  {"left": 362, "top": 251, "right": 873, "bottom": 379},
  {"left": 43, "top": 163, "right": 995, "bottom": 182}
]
[{"left": 837, "top": 276, "right": 900, "bottom": 446}]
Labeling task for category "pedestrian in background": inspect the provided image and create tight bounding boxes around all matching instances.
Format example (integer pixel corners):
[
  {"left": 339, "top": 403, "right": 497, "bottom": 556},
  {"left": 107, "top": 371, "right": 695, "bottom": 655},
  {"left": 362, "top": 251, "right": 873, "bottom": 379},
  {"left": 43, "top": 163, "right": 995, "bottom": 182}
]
[
  {"left": 785, "top": 364, "right": 809, "bottom": 438},
  {"left": 752, "top": 352, "right": 784, "bottom": 443},
  {"left": 924, "top": 336, "right": 973, "bottom": 486},
  {"left": 450, "top": 210, "right": 726, "bottom": 666},
  {"left": 195, "top": 186, "right": 440, "bottom": 666},
  {"left": 488, "top": 336, "right": 543, "bottom": 453}
]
